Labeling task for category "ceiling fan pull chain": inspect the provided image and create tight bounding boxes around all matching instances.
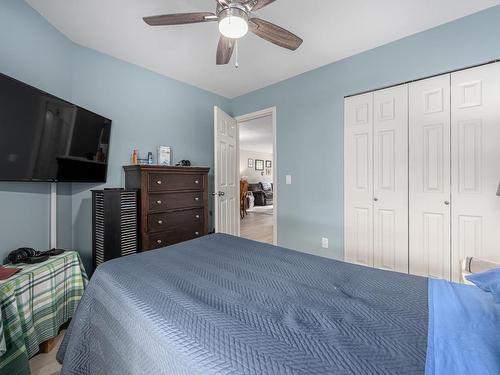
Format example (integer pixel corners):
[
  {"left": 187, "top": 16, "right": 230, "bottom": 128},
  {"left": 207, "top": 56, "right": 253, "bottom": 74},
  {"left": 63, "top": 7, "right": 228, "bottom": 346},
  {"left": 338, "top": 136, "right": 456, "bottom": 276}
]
[{"left": 235, "top": 40, "right": 239, "bottom": 69}]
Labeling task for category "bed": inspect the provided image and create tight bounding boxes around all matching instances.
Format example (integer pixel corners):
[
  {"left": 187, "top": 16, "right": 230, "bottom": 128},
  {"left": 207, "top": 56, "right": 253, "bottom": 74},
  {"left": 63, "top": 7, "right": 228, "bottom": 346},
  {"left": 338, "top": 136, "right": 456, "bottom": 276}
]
[{"left": 57, "top": 234, "right": 500, "bottom": 375}]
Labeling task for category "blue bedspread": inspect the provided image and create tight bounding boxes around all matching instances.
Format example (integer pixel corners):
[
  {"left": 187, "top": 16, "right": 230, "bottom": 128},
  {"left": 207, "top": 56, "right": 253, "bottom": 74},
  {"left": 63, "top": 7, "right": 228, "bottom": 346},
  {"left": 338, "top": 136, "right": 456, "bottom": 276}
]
[
  {"left": 426, "top": 279, "right": 500, "bottom": 375},
  {"left": 58, "top": 234, "right": 429, "bottom": 374}
]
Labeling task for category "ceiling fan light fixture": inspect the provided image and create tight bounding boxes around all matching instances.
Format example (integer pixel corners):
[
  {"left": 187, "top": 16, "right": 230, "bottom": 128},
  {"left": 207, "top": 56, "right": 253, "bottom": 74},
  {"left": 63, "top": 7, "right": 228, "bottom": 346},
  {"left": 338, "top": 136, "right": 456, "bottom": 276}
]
[{"left": 218, "top": 8, "right": 248, "bottom": 39}]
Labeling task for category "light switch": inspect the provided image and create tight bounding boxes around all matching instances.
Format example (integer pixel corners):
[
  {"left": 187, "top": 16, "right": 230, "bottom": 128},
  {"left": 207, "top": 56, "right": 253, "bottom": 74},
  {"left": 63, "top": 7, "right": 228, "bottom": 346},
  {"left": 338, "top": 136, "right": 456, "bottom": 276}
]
[
  {"left": 322, "top": 237, "right": 329, "bottom": 249},
  {"left": 286, "top": 175, "right": 292, "bottom": 185}
]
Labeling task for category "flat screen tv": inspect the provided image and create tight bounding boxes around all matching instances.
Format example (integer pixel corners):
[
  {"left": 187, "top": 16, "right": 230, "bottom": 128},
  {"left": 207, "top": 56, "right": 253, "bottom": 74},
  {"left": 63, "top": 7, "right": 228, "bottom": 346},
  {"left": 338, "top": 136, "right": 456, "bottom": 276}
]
[{"left": 0, "top": 73, "right": 112, "bottom": 182}]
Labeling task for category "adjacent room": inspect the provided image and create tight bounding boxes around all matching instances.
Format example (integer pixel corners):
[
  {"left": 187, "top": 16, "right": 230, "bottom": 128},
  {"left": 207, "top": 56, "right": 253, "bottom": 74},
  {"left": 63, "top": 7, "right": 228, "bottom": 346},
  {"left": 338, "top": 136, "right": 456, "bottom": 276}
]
[
  {"left": 1, "top": 1, "right": 500, "bottom": 374},
  {"left": 239, "top": 114, "right": 275, "bottom": 245}
]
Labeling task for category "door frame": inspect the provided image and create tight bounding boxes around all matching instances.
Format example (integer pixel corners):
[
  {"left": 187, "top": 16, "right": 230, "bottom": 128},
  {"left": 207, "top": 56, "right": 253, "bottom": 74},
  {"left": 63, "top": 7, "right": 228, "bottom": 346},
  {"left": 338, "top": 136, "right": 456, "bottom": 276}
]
[{"left": 235, "top": 107, "right": 278, "bottom": 245}]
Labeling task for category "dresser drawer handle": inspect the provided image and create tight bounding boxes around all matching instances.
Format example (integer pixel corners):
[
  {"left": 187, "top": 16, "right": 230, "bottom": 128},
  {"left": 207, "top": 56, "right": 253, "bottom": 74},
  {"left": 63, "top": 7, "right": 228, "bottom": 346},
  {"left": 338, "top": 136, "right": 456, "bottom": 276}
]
[
  {"left": 156, "top": 200, "right": 162, "bottom": 205},
  {"left": 195, "top": 232, "right": 200, "bottom": 236},
  {"left": 195, "top": 197, "right": 200, "bottom": 201},
  {"left": 156, "top": 180, "right": 162, "bottom": 185},
  {"left": 194, "top": 180, "right": 200, "bottom": 184},
  {"left": 158, "top": 220, "right": 163, "bottom": 225},
  {"left": 195, "top": 214, "right": 200, "bottom": 219},
  {"left": 156, "top": 239, "right": 163, "bottom": 245}
]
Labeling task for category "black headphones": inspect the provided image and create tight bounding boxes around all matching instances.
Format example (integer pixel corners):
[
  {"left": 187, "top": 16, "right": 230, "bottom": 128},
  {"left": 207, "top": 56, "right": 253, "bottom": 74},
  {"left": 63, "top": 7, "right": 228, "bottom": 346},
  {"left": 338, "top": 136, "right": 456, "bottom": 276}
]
[
  {"left": 8, "top": 248, "right": 47, "bottom": 264},
  {"left": 7, "top": 248, "right": 65, "bottom": 264}
]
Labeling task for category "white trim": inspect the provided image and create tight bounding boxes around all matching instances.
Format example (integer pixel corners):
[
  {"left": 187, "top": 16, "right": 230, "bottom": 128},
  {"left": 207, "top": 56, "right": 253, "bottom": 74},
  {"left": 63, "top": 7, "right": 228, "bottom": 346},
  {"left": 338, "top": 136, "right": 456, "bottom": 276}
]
[
  {"left": 235, "top": 107, "right": 278, "bottom": 246},
  {"left": 50, "top": 182, "right": 57, "bottom": 249},
  {"left": 213, "top": 107, "right": 218, "bottom": 233}
]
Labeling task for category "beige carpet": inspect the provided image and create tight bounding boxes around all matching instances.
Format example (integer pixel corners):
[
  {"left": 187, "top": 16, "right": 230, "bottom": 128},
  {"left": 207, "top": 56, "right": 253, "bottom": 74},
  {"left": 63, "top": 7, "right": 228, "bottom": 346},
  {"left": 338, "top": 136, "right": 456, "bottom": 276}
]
[{"left": 29, "top": 331, "right": 64, "bottom": 375}]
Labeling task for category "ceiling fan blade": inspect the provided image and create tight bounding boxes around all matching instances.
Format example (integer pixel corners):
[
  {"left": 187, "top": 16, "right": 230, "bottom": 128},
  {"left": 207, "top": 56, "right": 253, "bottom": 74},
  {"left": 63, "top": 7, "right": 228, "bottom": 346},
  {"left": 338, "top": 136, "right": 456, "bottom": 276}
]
[
  {"left": 143, "top": 12, "right": 216, "bottom": 26},
  {"left": 216, "top": 0, "right": 230, "bottom": 6},
  {"left": 251, "top": 0, "right": 276, "bottom": 11},
  {"left": 216, "top": 36, "right": 235, "bottom": 65},
  {"left": 249, "top": 18, "right": 303, "bottom": 51}
]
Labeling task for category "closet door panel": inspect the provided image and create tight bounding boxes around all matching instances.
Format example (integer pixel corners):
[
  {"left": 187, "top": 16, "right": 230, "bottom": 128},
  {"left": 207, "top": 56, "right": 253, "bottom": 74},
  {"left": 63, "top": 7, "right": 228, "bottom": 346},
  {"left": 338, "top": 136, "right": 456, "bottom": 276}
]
[
  {"left": 451, "top": 62, "right": 500, "bottom": 281},
  {"left": 345, "top": 93, "right": 374, "bottom": 267},
  {"left": 373, "top": 84, "right": 409, "bottom": 273},
  {"left": 409, "top": 75, "right": 451, "bottom": 280}
]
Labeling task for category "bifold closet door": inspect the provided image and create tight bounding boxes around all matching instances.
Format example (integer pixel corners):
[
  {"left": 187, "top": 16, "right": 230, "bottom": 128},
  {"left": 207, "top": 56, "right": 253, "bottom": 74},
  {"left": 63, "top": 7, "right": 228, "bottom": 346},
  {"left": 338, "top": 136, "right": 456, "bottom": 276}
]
[
  {"left": 345, "top": 93, "right": 373, "bottom": 267},
  {"left": 409, "top": 74, "right": 452, "bottom": 280},
  {"left": 451, "top": 62, "right": 500, "bottom": 282},
  {"left": 373, "top": 85, "right": 409, "bottom": 273}
]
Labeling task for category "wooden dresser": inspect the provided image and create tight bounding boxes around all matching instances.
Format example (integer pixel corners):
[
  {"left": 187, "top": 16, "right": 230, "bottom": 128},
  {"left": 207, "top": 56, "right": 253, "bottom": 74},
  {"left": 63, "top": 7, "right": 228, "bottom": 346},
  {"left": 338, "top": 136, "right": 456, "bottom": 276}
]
[{"left": 123, "top": 165, "right": 210, "bottom": 251}]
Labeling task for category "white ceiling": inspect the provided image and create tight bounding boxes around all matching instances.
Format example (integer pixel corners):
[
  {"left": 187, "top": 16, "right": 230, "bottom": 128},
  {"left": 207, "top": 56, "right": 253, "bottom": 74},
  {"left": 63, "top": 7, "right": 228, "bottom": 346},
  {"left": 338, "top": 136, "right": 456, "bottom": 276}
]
[
  {"left": 239, "top": 115, "right": 273, "bottom": 154},
  {"left": 26, "top": 0, "right": 500, "bottom": 98}
]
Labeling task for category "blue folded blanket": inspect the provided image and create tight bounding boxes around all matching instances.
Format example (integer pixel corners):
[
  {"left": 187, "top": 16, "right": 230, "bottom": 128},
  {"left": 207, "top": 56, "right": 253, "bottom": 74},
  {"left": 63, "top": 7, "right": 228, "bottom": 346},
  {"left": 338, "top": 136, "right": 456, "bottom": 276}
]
[
  {"left": 57, "top": 234, "right": 499, "bottom": 374},
  {"left": 426, "top": 278, "right": 500, "bottom": 375}
]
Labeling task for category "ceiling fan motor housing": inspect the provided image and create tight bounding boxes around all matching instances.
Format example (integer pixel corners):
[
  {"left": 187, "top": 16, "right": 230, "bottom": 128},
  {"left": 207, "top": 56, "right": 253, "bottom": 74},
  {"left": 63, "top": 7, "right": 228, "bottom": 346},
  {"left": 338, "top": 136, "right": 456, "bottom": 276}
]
[
  {"left": 216, "top": 0, "right": 254, "bottom": 14},
  {"left": 218, "top": 6, "right": 249, "bottom": 22}
]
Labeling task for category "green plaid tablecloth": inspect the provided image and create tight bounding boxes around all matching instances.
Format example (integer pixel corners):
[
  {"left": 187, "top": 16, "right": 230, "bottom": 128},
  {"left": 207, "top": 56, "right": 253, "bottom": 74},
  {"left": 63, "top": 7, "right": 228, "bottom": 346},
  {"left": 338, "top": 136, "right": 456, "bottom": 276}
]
[{"left": 0, "top": 251, "right": 88, "bottom": 375}]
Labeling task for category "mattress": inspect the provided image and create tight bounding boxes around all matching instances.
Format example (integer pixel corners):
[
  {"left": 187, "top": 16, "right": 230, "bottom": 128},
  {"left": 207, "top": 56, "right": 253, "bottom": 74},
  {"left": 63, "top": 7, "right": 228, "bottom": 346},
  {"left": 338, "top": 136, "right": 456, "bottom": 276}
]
[{"left": 58, "top": 234, "right": 430, "bottom": 374}]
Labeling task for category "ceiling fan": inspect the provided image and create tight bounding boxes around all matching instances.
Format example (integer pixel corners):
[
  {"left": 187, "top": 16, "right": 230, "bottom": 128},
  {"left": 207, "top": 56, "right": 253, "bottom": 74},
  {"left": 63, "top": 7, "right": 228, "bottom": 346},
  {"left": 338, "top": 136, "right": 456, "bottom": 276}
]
[{"left": 143, "top": 0, "right": 303, "bottom": 66}]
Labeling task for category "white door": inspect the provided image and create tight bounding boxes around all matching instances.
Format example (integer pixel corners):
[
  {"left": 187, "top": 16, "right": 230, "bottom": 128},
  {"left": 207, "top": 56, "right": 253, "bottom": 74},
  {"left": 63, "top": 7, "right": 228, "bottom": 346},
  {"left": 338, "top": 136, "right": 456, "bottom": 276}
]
[
  {"left": 345, "top": 93, "right": 374, "bottom": 267},
  {"left": 373, "top": 84, "right": 409, "bottom": 273},
  {"left": 214, "top": 106, "right": 239, "bottom": 235},
  {"left": 451, "top": 62, "right": 500, "bottom": 281},
  {"left": 409, "top": 74, "right": 452, "bottom": 280}
]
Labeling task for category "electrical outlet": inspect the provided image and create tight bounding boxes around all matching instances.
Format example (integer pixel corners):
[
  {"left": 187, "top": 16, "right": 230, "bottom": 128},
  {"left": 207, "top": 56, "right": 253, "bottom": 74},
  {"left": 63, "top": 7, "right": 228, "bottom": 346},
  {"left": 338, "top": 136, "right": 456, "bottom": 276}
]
[
  {"left": 286, "top": 175, "right": 292, "bottom": 185},
  {"left": 322, "top": 237, "right": 329, "bottom": 249}
]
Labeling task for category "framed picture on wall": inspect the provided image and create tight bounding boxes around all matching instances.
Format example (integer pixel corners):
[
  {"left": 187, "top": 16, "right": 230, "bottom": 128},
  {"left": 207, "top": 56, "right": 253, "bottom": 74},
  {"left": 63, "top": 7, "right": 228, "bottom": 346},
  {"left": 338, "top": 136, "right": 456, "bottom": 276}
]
[
  {"left": 265, "top": 160, "right": 272, "bottom": 168},
  {"left": 255, "top": 159, "right": 264, "bottom": 171},
  {"left": 248, "top": 159, "right": 254, "bottom": 168}
]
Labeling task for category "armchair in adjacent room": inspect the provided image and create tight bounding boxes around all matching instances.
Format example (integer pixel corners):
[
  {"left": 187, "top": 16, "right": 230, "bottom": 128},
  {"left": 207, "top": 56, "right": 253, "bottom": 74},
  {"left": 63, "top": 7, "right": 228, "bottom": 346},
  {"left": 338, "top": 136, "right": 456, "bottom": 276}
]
[{"left": 248, "top": 182, "right": 273, "bottom": 206}]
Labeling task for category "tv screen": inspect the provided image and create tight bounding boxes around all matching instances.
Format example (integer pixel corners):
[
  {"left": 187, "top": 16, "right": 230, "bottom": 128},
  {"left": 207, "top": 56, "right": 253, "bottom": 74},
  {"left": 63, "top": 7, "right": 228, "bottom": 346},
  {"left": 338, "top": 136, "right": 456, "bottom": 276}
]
[{"left": 0, "top": 73, "right": 112, "bottom": 182}]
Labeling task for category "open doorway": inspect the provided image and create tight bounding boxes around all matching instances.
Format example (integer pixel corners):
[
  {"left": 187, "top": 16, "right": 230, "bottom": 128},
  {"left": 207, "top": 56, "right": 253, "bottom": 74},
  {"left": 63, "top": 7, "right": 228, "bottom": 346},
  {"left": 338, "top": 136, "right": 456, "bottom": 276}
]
[{"left": 237, "top": 108, "right": 276, "bottom": 245}]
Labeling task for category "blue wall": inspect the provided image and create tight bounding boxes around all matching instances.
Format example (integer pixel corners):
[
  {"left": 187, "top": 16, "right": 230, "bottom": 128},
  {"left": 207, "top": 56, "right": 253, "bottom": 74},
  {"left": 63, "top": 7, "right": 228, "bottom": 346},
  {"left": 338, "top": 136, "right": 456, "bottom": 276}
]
[
  {"left": 230, "top": 5, "right": 500, "bottom": 260},
  {"left": 0, "top": 0, "right": 229, "bottom": 270},
  {"left": 0, "top": 0, "right": 74, "bottom": 261},
  {"left": 1, "top": 0, "right": 500, "bottom": 268},
  {"left": 69, "top": 47, "right": 229, "bottom": 270}
]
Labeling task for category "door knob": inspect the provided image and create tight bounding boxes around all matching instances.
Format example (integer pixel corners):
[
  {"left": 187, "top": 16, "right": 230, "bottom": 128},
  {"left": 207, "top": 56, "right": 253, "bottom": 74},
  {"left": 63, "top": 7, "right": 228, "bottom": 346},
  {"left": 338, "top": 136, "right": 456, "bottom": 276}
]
[
  {"left": 218, "top": 191, "right": 225, "bottom": 197},
  {"left": 373, "top": 197, "right": 379, "bottom": 202},
  {"left": 444, "top": 201, "right": 450, "bottom": 206}
]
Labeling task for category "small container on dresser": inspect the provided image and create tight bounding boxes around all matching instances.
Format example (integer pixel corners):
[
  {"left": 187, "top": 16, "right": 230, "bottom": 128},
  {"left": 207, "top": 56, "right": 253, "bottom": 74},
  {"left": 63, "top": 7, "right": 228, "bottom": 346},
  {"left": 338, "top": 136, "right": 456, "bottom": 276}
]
[{"left": 123, "top": 165, "right": 210, "bottom": 251}]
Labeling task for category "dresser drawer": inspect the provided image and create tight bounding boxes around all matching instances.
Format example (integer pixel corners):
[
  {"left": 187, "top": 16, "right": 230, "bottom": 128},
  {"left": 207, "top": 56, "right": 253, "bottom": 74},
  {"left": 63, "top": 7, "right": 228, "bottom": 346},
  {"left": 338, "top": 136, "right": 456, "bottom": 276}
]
[
  {"left": 148, "top": 229, "right": 203, "bottom": 250},
  {"left": 148, "top": 230, "right": 181, "bottom": 249},
  {"left": 148, "top": 209, "right": 203, "bottom": 233},
  {"left": 149, "top": 192, "right": 204, "bottom": 212},
  {"left": 148, "top": 173, "right": 203, "bottom": 192}
]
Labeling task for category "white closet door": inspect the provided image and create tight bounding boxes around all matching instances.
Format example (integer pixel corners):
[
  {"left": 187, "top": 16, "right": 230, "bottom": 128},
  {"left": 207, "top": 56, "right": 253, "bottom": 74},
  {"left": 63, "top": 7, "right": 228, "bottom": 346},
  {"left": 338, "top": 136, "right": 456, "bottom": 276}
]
[
  {"left": 451, "top": 62, "right": 500, "bottom": 281},
  {"left": 373, "top": 85, "right": 409, "bottom": 273},
  {"left": 409, "top": 75, "right": 452, "bottom": 280},
  {"left": 345, "top": 93, "right": 374, "bottom": 267}
]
